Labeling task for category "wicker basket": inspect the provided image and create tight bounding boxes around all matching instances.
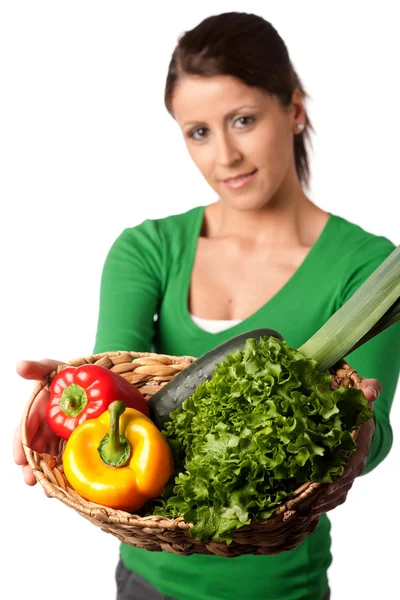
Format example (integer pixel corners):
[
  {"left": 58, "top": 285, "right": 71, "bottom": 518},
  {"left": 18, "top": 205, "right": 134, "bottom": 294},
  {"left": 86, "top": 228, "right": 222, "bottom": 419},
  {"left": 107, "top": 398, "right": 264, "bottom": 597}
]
[{"left": 21, "top": 350, "right": 361, "bottom": 558}]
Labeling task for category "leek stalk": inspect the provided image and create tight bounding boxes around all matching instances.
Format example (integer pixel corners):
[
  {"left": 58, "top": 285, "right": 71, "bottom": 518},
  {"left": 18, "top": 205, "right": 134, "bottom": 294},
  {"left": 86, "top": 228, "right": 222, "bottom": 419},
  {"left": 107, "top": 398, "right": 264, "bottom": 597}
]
[{"left": 298, "top": 246, "right": 400, "bottom": 372}]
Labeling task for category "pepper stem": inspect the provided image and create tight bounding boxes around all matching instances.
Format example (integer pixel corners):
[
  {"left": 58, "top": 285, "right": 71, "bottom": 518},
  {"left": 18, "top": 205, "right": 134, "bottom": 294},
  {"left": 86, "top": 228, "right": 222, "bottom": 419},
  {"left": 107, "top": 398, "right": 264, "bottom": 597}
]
[
  {"left": 98, "top": 401, "right": 131, "bottom": 467},
  {"left": 59, "top": 383, "right": 88, "bottom": 416}
]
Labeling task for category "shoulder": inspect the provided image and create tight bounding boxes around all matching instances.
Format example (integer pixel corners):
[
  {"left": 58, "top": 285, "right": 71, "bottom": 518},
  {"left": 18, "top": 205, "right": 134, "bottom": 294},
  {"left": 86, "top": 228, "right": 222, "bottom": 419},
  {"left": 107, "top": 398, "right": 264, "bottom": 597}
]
[
  {"left": 153, "top": 205, "right": 205, "bottom": 240},
  {"left": 327, "top": 214, "right": 397, "bottom": 304},
  {"left": 116, "top": 205, "right": 205, "bottom": 247},
  {"left": 329, "top": 213, "right": 396, "bottom": 263},
  {"left": 103, "top": 206, "right": 205, "bottom": 281}
]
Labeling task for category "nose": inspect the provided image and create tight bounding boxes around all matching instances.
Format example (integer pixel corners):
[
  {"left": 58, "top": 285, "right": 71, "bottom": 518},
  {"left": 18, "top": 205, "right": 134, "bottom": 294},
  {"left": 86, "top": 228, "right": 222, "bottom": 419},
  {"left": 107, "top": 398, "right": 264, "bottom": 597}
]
[{"left": 214, "top": 131, "right": 242, "bottom": 167}]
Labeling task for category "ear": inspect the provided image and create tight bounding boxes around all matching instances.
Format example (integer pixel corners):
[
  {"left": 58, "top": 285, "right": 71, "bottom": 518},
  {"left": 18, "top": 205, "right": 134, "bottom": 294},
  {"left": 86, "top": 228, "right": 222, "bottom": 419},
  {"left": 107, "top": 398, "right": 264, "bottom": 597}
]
[{"left": 290, "top": 87, "right": 306, "bottom": 128}]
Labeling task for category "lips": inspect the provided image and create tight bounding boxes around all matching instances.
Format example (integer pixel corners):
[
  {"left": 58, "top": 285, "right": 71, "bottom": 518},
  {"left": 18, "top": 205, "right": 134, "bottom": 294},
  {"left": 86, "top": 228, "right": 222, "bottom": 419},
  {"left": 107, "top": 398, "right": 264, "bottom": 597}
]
[
  {"left": 222, "top": 169, "right": 257, "bottom": 182},
  {"left": 221, "top": 168, "right": 258, "bottom": 190}
]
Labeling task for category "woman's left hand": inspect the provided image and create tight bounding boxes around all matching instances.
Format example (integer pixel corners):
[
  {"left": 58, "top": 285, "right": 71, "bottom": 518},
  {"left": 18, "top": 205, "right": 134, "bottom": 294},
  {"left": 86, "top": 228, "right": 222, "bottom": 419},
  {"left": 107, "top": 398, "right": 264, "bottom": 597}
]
[{"left": 312, "top": 377, "right": 382, "bottom": 517}]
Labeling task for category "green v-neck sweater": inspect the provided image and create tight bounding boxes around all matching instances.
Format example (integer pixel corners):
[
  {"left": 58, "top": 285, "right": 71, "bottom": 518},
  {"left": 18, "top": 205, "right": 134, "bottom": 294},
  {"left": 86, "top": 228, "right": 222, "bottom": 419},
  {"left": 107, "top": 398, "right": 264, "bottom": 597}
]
[{"left": 93, "top": 206, "right": 399, "bottom": 600}]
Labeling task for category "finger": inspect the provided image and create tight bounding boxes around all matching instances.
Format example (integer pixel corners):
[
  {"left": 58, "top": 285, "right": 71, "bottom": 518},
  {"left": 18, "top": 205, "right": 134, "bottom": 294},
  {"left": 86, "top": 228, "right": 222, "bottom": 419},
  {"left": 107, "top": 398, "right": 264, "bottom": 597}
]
[
  {"left": 13, "top": 424, "right": 27, "bottom": 466},
  {"left": 29, "top": 386, "right": 51, "bottom": 420},
  {"left": 30, "top": 425, "right": 49, "bottom": 453},
  {"left": 343, "top": 419, "right": 375, "bottom": 474},
  {"left": 21, "top": 387, "right": 51, "bottom": 446},
  {"left": 319, "top": 479, "right": 354, "bottom": 505},
  {"left": 314, "top": 484, "right": 354, "bottom": 515},
  {"left": 314, "top": 491, "right": 348, "bottom": 516},
  {"left": 341, "top": 455, "right": 366, "bottom": 485},
  {"left": 19, "top": 387, "right": 55, "bottom": 456},
  {"left": 326, "top": 418, "right": 375, "bottom": 490},
  {"left": 16, "top": 358, "right": 63, "bottom": 382},
  {"left": 340, "top": 460, "right": 365, "bottom": 485},
  {"left": 30, "top": 421, "right": 57, "bottom": 454},
  {"left": 22, "top": 463, "right": 37, "bottom": 486},
  {"left": 326, "top": 464, "right": 357, "bottom": 494},
  {"left": 25, "top": 410, "right": 42, "bottom": 446},
  {"left": 49, "top": 437, "right": 60, "bottom": 456},
  {"left": 359, "top": 378, "right": 382, "bottom": 404}
]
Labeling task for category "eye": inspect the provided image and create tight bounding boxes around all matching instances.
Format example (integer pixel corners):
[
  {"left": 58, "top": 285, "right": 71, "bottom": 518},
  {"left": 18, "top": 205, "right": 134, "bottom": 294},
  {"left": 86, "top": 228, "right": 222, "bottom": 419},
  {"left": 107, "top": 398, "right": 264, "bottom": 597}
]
[
  {"left": 188, "top": 126, "right": 209, "bottom": 141},
  {"left": 234, "top": 116, "right": 256, "bottom": 128}
]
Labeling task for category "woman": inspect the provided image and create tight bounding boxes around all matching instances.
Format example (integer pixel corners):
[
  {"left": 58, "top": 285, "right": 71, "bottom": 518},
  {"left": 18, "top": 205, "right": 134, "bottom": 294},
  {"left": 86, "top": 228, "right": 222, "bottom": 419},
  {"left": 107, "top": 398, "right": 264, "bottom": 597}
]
[{"left": 13, "top": 12, "right": 399, "bottom": 600}]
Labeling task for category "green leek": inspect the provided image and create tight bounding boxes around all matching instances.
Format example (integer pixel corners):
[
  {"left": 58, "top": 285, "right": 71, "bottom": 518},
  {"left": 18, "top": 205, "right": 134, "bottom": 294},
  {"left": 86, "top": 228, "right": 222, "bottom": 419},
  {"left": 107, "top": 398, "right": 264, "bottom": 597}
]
[{"left": 298, "top": 245, "right": 400, "bottom": 372}]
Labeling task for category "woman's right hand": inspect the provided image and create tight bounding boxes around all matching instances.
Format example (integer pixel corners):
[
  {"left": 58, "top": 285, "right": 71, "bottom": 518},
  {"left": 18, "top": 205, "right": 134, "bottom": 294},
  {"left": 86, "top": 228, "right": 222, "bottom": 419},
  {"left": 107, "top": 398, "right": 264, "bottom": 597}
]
[{"left": 13, "top": 358, "right": 65, "bottom": 485}]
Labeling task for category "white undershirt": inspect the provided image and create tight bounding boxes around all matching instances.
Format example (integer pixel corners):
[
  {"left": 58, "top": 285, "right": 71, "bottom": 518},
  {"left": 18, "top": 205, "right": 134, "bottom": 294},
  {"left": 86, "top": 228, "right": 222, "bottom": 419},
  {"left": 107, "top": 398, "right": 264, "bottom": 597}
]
[{"left": 190, "top": 313, "right": 243, "bottom": 333}]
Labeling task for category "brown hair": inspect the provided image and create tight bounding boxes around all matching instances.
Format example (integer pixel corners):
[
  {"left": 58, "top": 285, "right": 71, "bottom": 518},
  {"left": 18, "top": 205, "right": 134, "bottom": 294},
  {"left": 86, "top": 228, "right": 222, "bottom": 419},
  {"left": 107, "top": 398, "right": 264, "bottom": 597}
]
[{"left": 165, "top": 12, "right": 314, "bottom": 188}]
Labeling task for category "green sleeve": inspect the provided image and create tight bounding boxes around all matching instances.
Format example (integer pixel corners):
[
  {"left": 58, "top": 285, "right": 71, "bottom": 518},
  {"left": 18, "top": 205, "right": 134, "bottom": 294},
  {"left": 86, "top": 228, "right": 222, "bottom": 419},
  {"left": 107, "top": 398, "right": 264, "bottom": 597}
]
[
  {"left": 93, "top": 219, "right": 164, "bottom": 354},
  {"left": 338, "top": 238, "right": 400, "bottom": 474}
]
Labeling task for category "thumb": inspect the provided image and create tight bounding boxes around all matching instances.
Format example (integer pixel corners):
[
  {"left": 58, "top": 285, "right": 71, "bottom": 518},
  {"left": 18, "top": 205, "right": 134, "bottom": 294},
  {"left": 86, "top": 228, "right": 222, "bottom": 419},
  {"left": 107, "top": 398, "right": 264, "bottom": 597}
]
[
  {"left": 16, "top": 359, "right": 65, "bottom": 382},
  {"left": 359, "top": 377, "right": 382, "bottom": 405}
]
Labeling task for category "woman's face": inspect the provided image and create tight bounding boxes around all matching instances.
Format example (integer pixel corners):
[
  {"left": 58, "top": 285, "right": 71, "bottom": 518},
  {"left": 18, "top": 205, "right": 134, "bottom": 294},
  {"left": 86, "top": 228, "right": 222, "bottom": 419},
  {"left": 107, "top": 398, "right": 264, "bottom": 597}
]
[{"left": 171, "top": 74, "right": 304, "bottom": 211}]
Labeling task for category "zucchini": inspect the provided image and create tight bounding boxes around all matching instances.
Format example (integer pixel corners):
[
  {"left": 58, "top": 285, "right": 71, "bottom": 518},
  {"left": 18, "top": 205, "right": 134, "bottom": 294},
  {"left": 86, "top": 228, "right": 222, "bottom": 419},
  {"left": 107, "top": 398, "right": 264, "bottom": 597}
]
[{"left": 148, "top": 328, "right": 283, "bottom": 429}]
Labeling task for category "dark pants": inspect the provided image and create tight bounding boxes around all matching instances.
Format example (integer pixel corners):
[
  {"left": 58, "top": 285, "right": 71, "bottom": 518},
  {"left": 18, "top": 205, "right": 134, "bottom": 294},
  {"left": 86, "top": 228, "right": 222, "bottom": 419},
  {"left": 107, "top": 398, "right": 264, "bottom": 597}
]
[
  {"left": 115, "top": 560, "right": 175, "bottom": 600},
  {"left": 115, "top": 559, "right": 331, "bottom": 600}
]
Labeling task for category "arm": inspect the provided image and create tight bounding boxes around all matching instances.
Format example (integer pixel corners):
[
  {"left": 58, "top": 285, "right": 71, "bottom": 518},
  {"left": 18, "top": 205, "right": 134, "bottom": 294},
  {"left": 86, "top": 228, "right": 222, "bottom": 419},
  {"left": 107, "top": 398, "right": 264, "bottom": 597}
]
[
  {"left": 312, "top": 239, "right": 399, "bottom": 515},
  {"left": 14, "top": 219, "right": 164, "bottom": 486},
  {"left": 93, "top": 219, "right": 165, "bottom": 354},
  {"left": 345, "top": 323, "right": 399, "bottom": 474},
  {"left": 338, "top": 238, "right": 400, "bottom": 474}
]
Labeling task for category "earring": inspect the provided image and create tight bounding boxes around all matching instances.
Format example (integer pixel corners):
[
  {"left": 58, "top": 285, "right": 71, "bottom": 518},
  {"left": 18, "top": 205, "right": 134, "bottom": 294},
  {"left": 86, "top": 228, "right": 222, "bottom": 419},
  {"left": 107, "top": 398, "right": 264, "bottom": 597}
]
[{"left": 297, "top": 123, "right": 305, "bottom": 132}]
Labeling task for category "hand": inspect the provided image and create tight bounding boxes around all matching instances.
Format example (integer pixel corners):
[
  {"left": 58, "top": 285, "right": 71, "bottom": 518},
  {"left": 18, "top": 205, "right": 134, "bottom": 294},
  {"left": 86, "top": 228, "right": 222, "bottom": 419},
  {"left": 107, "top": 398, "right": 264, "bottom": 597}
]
[
  {"left": 312, "top": 377, "right": 382, "bottom": 516},
  {"left": 13, "top": 359, "right": 65, "bottom": 486}
]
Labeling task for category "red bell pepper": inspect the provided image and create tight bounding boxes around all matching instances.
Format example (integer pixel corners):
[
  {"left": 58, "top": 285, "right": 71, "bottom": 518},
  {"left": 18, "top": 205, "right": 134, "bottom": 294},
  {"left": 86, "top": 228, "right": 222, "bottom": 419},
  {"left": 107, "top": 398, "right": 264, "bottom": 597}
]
[{"left": 46, "top": 364, "right": 150, "bottom": 439}]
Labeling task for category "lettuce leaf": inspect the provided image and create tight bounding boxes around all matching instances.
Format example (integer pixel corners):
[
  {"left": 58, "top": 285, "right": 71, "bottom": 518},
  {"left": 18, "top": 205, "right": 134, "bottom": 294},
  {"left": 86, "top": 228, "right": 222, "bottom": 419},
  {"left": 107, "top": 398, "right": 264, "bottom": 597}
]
[{"left": 151, "top": 336, "right": 372, "bottom": 543}]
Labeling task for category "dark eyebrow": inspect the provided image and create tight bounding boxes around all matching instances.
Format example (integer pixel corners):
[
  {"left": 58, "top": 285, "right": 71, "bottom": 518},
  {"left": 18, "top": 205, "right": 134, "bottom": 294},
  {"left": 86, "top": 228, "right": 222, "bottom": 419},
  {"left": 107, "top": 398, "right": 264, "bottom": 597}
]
[{"left": 183, "top": 104, "right": 258, "bottom": 128}]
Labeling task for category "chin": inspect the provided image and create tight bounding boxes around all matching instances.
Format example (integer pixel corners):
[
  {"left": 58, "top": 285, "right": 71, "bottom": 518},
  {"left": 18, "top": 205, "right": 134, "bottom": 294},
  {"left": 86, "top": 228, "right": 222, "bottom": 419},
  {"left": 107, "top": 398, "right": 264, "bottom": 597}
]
[{"left": 221, "top": 189, "right": 275, "bottom": 212}]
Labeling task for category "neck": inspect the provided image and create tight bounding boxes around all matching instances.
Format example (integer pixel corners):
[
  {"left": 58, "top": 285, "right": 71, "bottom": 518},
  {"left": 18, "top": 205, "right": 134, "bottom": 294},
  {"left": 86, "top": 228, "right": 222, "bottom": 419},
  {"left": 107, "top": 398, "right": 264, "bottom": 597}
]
[{"left": 206, "top": 175, "right": 324, "bottom": 248}]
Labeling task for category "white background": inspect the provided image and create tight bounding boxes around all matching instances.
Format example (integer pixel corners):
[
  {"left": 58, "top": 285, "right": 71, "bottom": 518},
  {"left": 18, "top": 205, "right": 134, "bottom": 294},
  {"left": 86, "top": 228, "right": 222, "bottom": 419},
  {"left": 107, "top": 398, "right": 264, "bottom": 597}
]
[{"left": 1, "top": 1, "right": 399, "bottom": 599}]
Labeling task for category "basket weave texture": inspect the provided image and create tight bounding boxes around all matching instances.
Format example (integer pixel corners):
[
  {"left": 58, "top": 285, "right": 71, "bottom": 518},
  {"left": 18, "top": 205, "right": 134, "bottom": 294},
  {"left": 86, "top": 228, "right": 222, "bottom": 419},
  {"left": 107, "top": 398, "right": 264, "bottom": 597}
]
[{"left": 21, "top": 350, "right": 361, "bottom": 558}]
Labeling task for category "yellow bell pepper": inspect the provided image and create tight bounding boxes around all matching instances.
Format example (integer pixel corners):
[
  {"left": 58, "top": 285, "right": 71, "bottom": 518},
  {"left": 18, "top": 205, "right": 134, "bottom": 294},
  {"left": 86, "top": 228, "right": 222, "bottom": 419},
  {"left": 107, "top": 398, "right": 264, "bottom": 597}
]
[{"left": 62, "top": 400, "right": 174, "bottom": 512}]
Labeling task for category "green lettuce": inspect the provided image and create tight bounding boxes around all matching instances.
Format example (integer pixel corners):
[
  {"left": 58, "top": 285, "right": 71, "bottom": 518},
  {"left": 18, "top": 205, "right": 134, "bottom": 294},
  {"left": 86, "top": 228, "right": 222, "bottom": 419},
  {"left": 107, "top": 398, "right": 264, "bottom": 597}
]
[{"left": 151, "top": 336, "right": 372, "bottom": 543}]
